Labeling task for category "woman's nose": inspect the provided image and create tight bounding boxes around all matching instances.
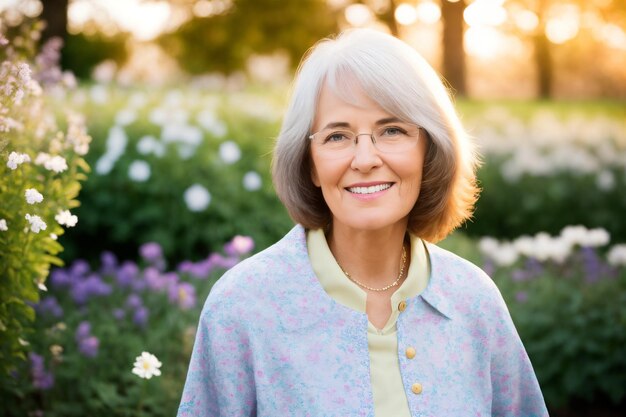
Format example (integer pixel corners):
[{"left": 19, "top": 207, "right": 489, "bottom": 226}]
[{"left": 350, "top": 135, "right": 383, "bottom": 172}]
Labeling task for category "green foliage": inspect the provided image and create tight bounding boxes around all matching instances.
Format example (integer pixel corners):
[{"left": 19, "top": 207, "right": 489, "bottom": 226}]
[
  {"left": 489, "top": 249, "right": 626, "bottom": 408},
  {"left": 0, "top": 238, "right": 250, "bottom": 417},
  {"left": 57, "top": 85, "right": 293, "bottom": 265},
  {"left": 62, "top": 32, "right": 130, "bottom": 79},
  {"left": 0, "top": 22, "right": 91, "bottom": 377},
  {"left": 158, "top": 0, "right": 339, "bottom": 74}
]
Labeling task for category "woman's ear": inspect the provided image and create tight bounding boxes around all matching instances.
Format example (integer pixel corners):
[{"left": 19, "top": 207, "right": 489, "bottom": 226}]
[{"left": 310, "top": 164, "right": 321, "bottom": 187}]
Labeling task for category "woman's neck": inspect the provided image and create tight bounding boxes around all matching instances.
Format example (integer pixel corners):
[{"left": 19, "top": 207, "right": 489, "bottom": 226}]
[{"left": 327, "top": 221, "right": 409, "bottom": 289}]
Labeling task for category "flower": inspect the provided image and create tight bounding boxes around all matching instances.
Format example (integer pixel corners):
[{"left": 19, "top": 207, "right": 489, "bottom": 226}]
[
  {"left": 218, "top": 140, "right": 241, "bottom": 164},
  {"left": 35, "top": 153, "right": 68, "bottom": 173},
  {"left": 55, "top": 209, "right": 78, "bottom": 227},
  {"left": 224, "top": 235, "right": 255, "bottom": 256},
  {"left": 0, "top": 219, "right": 7, "bottom": 231},
  {"left": 139, "top": 242, "right": 163, "bottom": 262},
  {"left": 25, "top": 214, "right": 47, "bottom": 233},
  {"left": 168, "top": 282, "right": 196, "bottom": 310},
  {"left": 25, "top": 188, "right": 44, "bottom": 204},
  {"left": 7, "top": 151, "right": 31, "bottom": 169},
  {"left": 128, "top": 160, "right": 151, "bottom": 182},
  {"left": 607, "top": 244, "right": 626, "bottom": 267},
  {"left": 132, "top": 351, "right": 162, "bottom": 379},
  {"left": 29, "top": 353, "right": 54, "bottom": 390},
  {"left": 75, "top": 321, "right": 99, "bottom": 357},
  {"left": 243, "top": 171, "right": 262, "bottom": 191},
  {"left": 184, "top": 184, "right": 211, "bottom": 212}
]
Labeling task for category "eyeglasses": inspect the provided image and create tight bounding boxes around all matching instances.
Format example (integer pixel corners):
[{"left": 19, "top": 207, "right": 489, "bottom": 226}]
[{"left": 309, "top": 123, "right": 421, "bottom": 159}]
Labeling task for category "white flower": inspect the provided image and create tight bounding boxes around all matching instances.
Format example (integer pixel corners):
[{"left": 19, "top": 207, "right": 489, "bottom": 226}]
[
  {"left": 196, "top": 109, "right": 227, "bottom": 137},
  {"left": 7, "top": 151, "right": 31, "bottom": 170},
  {"left": 50, "top": 233, "right": 58, "bottom": 240},
  {"left": 25, "top": 188, "right": 44, "bottom": 204},
  {"left": 184, "top": 184, "right": 211, "bottom": 212},
  {"left": 137, "top": 135, "right": 165, "bottom": 157},
  {"left": 132, "top": 351, "right": 162, "bottom": 379},
  {"left": 115, "top": 109, "right": 137, "bottom": 126},
  {"left": 35, "top": 152, "right": 51, "bottom": 165},
  {"left": 585, "top": 228, "right": 610, "bottom": 247},
  {"left": 607, "top": 244, "right": 626, "bottom": 267},
  {"left": 128, "top": 160, "right": 151, "bottom": 182},
  {"left": 596, "top": 170, "right": 615, "bottom": 191},
  {"left": 45, "top": 155, "right": 68, "bottom": 173},
  {"left": 0, "top": 219, "right": 7, "bottom": 231},
  {"left": 95, "top": 155, "right": 115, "bottom": 175},
  {"left": 242, "top": 171, "right": 262, "bottom": 191},
  {"left": 55, "top": 210, "right": 78, "bottom": 227},
  {"left": 25, "top": 214, "right": 47, "bottom": 233},
  {"left": 219, "top": 141, "right": 241, "bottom": 164}
]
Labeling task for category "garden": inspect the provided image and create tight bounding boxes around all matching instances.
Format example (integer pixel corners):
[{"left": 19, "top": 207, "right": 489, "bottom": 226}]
[{"left": 1, "top": 1, "right": 626, "bottom": 416}]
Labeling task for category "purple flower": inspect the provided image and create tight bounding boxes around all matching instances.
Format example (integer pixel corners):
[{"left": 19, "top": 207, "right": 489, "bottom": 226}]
[
  {"left": 35, "top": 296, "right": 63, "bottom": 318},
  {"left": 126, "top": 294, "right": 143, "bottom": 310},
  {"left": 50, "top": 268, "right": 73, "bottom": 289},
  {"left": 515, "top": 291, "right": 529, "bottom": 303},
  {"left": 178, "top": 258, "right": 215, "bottom": 279},
  {"left": 223, "top": 235, "right": 255, "bottom": 256},
  {"left": 100, "top": 251, "right": 118, "bottom": 275},
  {"left": 140, "top": 242, "right": 163, "bottom": 263},
  {"left": 112, "top": 308, "right": 125, "bottom": 320},
  {"left": 70, "top": 274, "right": 112, "bottom": 304},
  {"left": 511, "top": 269, "right": 529, "bottom": 282},
  {"left": 75, "top": 321, "right": 91, "bottom": 342},
  {"left": 78, "top": 336, "right": 99, "bottom": 358},
  {"left": 133, "top": 306, "right": 149, "bottom": 327},
  {"left": 168, "top": 282, "right": 197, "bottom": 310},
  {"left": 116, "top": 261, "right": 139, "bottom": 288},
  {"left": 29, "top": 353, "right": 54, "bottom": 390},
  {"left": 69, "top": 259, "right": 90, "bottom": 278}
]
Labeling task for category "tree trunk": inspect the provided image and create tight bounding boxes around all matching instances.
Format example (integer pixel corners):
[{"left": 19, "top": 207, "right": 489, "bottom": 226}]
[
  {"left": 40, "top": 0, "right": 69, "bottom": 43},
  {"left": 441, "top": 0, "right": 467, "bottom": 97},
  {"left": 534, "top": 30, "right": 552, "bottom": 98}
]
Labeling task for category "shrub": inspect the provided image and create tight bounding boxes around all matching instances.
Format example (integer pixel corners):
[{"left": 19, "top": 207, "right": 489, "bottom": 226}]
[
  {"left": 0, "top": 235, "right": 254, "bottom": 417},
  {"left": 479, "top": 226, "right": 626, "bottom": 409},
  {"left": 57, "top": 85, "right": 293, "bottom": 265},
  {"left": 0, "top": 20, "right": 90, "bottom": 376}
]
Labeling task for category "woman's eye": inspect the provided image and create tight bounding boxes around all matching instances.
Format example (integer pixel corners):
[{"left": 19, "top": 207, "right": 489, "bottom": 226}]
[
  {"left": 325, "top": 132, "right": 349, "bottom": 143},
  {"left": 381, "top": 126, "right": 405, "bottom": 136}
]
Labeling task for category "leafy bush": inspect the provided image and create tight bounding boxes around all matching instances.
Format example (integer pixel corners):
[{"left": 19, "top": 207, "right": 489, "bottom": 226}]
[
  {"left": 0, "top": 21, "right": 90, "bottom": 376},
  {"left": 479, "top": 226, "right": 626, "bottom": 409},
  {"left": 462, "top": 107, "right": 626, "bottom": 240},
  {"left": 0, "top": 235, "right": 254, "bottom": 417},
  {"left": 57, "top": 85, "right": 293, "bottom": 265}
]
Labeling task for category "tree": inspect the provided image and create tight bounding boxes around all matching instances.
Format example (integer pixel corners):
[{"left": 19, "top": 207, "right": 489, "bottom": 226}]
[
  {"left": 158, "top": 0, "right": 339, "bottom": 74},
  {"left": 40, "top": 0, "right": 69, "bottom": 43},
  {"left": 441, "top": 0, "right": 467, "bottom": 96}
]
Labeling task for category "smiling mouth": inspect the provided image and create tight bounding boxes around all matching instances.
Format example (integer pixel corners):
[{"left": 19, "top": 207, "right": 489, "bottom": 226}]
[{"left": 346, "top": 183, "right": 393, "bottom": 195}]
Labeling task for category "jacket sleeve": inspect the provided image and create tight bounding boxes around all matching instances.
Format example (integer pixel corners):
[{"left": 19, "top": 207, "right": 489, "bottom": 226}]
[
  {"left": 489, "top": 291, "right": 549, "bottom": 417},
  {"left": 177, "top": 294, "right": 256, "bottom": 417}
]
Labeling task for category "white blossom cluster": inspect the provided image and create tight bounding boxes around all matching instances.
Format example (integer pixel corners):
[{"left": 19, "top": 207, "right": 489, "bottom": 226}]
[
  {"left": 469, "top": 108, "right": 626, "bottom": 184},
  {"left": 479, "top": 225, "right": 611, "bottom": 266},
  {"left": 6, "top": 151, "right": 31, "bottom": 170}
]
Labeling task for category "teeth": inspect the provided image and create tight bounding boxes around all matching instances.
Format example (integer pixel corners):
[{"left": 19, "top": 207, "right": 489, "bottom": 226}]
[{"left": 347, "top": 184, "right": 392, "bottom": 194}]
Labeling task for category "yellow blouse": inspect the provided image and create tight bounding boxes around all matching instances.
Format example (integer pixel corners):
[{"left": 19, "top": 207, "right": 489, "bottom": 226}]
[{"left": 307, "top": 229, "right": 430, "bottom": 417}]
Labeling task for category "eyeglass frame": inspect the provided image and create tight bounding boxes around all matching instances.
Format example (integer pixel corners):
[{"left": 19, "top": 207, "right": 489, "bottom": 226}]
[{"left": 308, "top": 122, "right": 422, "bottom": 155}]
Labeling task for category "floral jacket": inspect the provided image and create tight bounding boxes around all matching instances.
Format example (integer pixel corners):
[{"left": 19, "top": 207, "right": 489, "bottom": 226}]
[{"left": 177, "top": 225, "right": 548, "bottom": 417}]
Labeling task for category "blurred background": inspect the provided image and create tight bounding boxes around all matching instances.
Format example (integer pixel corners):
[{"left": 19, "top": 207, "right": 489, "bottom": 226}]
[{"left": 0, "top": 0, "right": 625, "bottom": 416}]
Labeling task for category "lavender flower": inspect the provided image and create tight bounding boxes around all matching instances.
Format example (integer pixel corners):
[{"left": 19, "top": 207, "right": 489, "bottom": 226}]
[
  {"left": 29, "top": 353, "right": 54, "bottom": 390},
  {"left": 168, "top": 282, "right": 197, "bottom": 310},
  {"left": 223, "top": 235, "right": 255, "bottom": 256},
  {"left": 125, "top": 294, "right": 143, "bottom": 310},
  {"left": 133, "top": 306, "right": 149, "bottom": 327},
  {"left": 515, "top": 291, "right": 529, "bottom": 303},
  {"left": 70, "top": 274, "right": 112, "bottom": 304},
  {"left": 78, "top": 336, "right": 99, "bottom": 358},
  {"left": 116, "top": 261, "right": 139, "bottom": 288},
  {"left": 139, "top": 242, "right": 163, "bottom": 264},
  {"left": 100, "top": 251, "right": 118, "bottom": 275},
  {"left": 35, "top": 296, "right": 63, "bottom": 318}
]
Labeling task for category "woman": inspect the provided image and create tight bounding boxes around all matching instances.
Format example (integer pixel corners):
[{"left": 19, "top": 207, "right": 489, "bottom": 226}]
[{"left": 178, "top": 29, "right": 547, "bottom": 416}]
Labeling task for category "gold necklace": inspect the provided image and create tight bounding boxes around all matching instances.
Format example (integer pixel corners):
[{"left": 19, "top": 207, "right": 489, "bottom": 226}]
[{"left": 340, "top": 246, "right": 407, "bottom": 292}]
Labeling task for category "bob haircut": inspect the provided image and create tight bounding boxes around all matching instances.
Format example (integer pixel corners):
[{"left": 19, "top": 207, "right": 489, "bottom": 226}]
[{"left": 272, "top": 28, "right": 480, "bottom": 242}]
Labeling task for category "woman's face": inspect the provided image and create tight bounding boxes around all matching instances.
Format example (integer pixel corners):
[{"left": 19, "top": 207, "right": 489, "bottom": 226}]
[{"left": 310, "top": 81, "right": 427, "bottom": 234}]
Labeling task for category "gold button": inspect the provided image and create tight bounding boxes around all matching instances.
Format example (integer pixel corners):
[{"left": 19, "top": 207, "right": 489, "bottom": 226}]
[
  {"left": 411, "top": 382, "right": 423, "bottom": 394},
  {"left": 405, "top": 347, "right": 416, "bottom": 359},
  {"left": 398, "top": 300, "right": 407, "bottom": 312}
]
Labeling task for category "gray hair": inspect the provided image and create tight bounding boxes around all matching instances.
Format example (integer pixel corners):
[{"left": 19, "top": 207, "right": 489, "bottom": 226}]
[{"left": 272, "top": 28, "right": 480, "bottom": 242}]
